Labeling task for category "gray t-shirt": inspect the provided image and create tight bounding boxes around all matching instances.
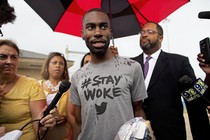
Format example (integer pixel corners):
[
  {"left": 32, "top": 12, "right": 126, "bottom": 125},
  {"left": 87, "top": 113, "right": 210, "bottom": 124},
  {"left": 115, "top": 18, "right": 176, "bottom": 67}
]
[{"left": 70, "top": 56, "right": 147, "bottom": 140}]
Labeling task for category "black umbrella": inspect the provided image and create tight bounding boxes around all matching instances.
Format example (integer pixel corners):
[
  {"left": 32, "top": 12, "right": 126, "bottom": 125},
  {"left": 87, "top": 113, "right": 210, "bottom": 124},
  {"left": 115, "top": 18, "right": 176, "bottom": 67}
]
[{"left": 24, "top": 0, "right": 189, "bottom": 39}]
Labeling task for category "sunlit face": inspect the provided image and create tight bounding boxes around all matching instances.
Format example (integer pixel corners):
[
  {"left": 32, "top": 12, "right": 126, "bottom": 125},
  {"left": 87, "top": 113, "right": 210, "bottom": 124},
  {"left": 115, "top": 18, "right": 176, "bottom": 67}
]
[
  {"left": 83, "top": 54, "right": 91, "bottom": 65},
  {"left": 48, "top": 56, "right": 65, "bottom": 80},
  {"left": 82, "top": 11, "right": 111, "bottom": 57},
  {"left": 0, "top": 45, "right": 19, "bottom": 76},
  {"left": 140, "top": 22, "right": 163, "bottom": 54}
]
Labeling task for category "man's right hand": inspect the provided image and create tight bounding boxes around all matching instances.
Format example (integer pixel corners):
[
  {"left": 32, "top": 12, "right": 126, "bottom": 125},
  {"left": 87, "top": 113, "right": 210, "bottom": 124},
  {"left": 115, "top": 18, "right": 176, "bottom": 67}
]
[{"left": 109, "top": 46, "right": 119, "bottom": 56}]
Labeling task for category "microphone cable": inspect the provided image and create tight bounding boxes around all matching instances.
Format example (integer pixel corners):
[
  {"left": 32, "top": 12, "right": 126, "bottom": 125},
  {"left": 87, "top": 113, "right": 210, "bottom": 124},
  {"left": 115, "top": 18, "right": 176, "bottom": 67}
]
[
  {"left": 19, "top": 80, "right": 70, "bottom": 139},
  {"left": 37, "top": 124, "right": 49, "bottom": 140},
  {"left": 19, "top": 119, "right": 49, "bottom": 140}
]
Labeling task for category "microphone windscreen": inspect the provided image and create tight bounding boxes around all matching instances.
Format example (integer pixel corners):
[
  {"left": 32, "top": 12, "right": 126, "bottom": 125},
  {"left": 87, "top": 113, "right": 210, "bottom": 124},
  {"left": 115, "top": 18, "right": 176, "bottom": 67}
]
[
  {"left": 42, "top": 80, "right": 70, "bottom": 118},
  {"left": 59, "top": 80, "right": 71, "bottom": 93},
  {"left": 178, "top": 75, "right": 193, "bottom": 90},
  {"left": 198, "top": 11, "right": 210, "bottom": 19}
]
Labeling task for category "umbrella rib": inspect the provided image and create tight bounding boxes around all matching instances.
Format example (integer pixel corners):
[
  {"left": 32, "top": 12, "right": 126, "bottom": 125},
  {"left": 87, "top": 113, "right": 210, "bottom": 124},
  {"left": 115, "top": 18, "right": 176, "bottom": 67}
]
[
  {"left": 108, "top": 0, "right": 115, "bottom": 46},
  {"left": 0, "top": 29, "right": 3, "bottom": 37},
  {"left": 131, "top": 4, "right": 149, "bottom": 26}
]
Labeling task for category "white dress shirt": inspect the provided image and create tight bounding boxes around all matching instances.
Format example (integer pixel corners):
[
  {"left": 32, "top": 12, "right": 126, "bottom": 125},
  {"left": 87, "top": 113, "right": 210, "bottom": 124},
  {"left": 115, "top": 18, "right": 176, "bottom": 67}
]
[{"left": 144, "top": 49, "right": 161, "bottom": 89}]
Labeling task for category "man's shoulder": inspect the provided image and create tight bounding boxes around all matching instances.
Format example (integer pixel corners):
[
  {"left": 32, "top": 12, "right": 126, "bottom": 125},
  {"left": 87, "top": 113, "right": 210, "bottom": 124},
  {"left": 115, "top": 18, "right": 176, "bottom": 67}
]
[
  {"left": 116, "top": 56, "right": 139, "bottom": 65},
  {"left": 131, "top": 54, "right": 142, "bottom": 60},
  {"left": 71, "top": 67, "right": 86, "bottom": 79},
  {"left": 116, "top": 56, "right": 142, "bottom": 72},
  {"left": 162, "top": 51, "right": 188, "bottom": 60}
]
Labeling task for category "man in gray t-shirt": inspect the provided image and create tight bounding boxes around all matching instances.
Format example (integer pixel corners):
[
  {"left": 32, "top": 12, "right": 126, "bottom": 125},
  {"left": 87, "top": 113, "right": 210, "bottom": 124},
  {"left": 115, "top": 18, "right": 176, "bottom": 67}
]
[{"left": 70, "top": 8, "right": 147, "bottom": 140}]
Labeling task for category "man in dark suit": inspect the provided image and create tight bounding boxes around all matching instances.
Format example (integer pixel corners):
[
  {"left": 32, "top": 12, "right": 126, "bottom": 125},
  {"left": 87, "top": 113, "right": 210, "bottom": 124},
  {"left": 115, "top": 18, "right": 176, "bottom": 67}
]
[{"left": 132, "top": 22, "right": 210, "bottom": 140}]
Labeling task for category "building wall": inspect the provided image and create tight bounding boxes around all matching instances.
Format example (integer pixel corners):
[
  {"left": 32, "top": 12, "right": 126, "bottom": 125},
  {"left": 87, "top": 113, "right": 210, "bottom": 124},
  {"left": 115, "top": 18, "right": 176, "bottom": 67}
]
[
  {"left": 17, "top": 57, "right": 74, "bottom": 80},
  {"left": 17, "top": 68, "right": 42, "bottom": 80}
]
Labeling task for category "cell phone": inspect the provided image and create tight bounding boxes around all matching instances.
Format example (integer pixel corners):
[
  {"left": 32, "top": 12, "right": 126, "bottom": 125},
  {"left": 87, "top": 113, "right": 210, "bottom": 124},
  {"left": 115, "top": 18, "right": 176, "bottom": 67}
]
[{"left": 199, "top": 37, "right": 210, "bottom": 64}]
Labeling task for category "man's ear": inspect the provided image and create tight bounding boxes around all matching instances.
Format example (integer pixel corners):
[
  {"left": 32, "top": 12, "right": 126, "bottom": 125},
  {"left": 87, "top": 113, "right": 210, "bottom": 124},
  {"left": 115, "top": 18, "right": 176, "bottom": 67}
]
[{"left": 158, "top": 35, "right": 163, "bottom": 42}]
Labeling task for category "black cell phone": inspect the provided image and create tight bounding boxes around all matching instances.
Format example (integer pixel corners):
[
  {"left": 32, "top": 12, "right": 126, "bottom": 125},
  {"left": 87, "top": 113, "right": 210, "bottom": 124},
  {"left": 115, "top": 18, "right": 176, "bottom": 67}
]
[{"left": 199, "top": 37, "right": 210, "bottom": 64}]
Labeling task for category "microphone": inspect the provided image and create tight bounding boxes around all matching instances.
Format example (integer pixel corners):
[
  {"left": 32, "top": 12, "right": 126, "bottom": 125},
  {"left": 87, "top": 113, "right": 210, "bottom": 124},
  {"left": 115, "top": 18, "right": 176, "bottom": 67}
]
[
  {"left": 178, "top": 75, "right": 210, "bottom": 104},
  {"left": 198, "top": 11, "right": 210, "bottom": 19},
  {"left": 43, "top": 80, "right": 71, "bottom": 117}
]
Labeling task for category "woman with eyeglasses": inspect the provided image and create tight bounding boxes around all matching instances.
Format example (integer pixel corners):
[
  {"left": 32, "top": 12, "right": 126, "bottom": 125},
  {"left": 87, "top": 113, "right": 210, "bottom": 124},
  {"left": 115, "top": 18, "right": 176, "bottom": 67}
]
[
  {"left": 0, "top": 39, "right": 56, "bottom": 140},
  {"left": 39, "top": 52, "right": 71, "bottom": 140}
]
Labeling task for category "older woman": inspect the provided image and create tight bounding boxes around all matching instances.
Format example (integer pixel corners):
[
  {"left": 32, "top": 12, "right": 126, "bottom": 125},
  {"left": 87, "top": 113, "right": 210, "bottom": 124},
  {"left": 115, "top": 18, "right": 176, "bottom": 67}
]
[
  {"left": 0, "top": 39, "right": 56, "bottom": 140},
  {"left": 39, "top": 52, "right": 71, "bottom": 140}
]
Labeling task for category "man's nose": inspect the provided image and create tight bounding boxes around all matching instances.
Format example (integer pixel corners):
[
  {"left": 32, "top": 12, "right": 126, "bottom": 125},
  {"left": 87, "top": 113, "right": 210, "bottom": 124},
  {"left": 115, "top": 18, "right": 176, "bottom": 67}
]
[
  {"left": 95, "top": 26, "right": 102, "bottom": 34},
  {"left": 140, "top": 33, "right": 148, "bottom": 38},
  {"left": 94, "top": 27, "right": 103, "bottom": 38}
]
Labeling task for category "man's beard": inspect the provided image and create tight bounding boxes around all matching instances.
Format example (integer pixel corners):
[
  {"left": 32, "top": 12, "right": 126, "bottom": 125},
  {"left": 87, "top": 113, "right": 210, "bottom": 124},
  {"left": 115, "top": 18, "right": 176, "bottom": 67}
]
[
  {"left": 140, "top": 39, "right": 159, "bottom": 52},
  {"left": 86, "top": 40, "right": 110, "bottom": 58}
]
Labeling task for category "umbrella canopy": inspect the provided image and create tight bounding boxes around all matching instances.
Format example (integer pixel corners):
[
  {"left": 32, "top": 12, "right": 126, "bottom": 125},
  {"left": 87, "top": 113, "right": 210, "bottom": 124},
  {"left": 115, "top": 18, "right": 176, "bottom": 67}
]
[{"left": 25, "top": 0, "right": 189, "bottom": 39}]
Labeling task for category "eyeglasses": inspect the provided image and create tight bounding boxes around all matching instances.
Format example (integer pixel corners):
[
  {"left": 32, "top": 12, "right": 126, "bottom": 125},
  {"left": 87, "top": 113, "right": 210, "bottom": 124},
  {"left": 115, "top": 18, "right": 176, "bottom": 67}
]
[
  {"left": 140, "top": 29, "right": 159, "bottom": 35},
  {"left": 49, "top": 52, "right": 64, "bottom": 57}
]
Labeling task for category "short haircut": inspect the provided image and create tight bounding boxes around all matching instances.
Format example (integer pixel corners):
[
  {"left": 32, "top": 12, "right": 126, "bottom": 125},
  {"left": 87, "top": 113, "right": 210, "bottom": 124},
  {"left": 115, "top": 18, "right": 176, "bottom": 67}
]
[
  {"left": 146, "top": 21, "right": 163, "bottom": 36},
  {"left": 82, "top": 8, "right": 110, "bottom": 24}
]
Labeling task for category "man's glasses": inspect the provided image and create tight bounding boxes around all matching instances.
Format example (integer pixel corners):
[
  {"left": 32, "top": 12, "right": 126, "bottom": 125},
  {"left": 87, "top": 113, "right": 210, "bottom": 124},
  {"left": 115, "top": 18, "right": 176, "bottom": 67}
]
[{"left": 140, "top": 29, "right": 159, "bottom": 35}]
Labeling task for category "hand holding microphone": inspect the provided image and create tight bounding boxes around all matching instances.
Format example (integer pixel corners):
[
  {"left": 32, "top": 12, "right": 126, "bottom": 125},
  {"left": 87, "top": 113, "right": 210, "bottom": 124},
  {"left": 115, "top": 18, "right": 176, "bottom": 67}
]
[
  {"left": 40, "top": 80, "right": 71, "bottom": 126},
  {"left": 178, "top": 75, "right": 209, "bottom": 104},
  {"left": 43, "top": 80, "right": 71, "bottom": 117}
]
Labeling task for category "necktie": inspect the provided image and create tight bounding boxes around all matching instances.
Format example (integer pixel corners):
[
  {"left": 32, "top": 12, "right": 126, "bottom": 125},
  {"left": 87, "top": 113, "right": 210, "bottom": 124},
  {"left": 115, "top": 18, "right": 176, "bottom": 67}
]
[{"left": 144, "top": 56, "right": 152, "bottom": 78}]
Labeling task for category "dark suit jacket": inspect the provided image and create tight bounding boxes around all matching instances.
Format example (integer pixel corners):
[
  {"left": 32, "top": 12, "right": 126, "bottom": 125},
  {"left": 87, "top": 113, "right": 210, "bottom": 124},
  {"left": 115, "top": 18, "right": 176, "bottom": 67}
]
[{"left": 132, "top": 50, "right": 210, "bottom": 140}]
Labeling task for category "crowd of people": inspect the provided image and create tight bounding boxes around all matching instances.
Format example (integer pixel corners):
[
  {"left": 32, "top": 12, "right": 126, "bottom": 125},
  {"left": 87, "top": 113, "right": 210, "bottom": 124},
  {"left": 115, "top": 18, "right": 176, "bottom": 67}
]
[
  {"left": 0, "top": 1, "right": 210, "bottom": 140},
  {"left": 0, "top": 40, "right": 57, "bottom": 140}
]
